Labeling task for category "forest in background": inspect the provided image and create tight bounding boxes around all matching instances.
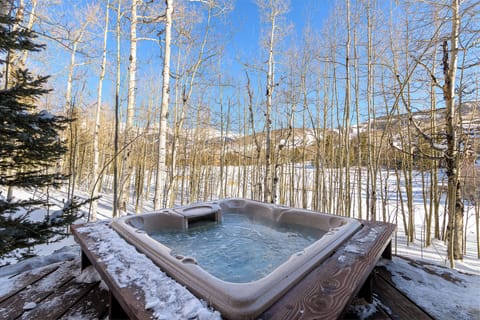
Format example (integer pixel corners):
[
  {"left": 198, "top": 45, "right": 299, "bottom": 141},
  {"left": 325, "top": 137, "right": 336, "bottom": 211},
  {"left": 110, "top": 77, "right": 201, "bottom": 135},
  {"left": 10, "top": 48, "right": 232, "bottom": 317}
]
[{"left": 1, "top": 0, "right": 479, "bottom": 267}]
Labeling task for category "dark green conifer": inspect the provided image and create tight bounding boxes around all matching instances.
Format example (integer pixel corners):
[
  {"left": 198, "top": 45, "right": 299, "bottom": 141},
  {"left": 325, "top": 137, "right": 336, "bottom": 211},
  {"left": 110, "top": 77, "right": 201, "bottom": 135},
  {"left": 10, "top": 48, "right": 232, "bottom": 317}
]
[{"left": 0, "top": 8, "right": 83, "bottom": 262}]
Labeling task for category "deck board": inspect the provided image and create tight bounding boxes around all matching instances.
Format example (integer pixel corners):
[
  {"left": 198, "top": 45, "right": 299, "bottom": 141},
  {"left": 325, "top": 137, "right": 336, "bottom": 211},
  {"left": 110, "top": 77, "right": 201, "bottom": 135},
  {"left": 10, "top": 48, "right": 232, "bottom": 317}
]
[
  {"left": 373, "top": 266, "right": 435, "bottom": 320},
  {"left": 0, "top": 260, "right": 109, "bottom": 320},
  {"left": 58, "top": 283, "right": 109, "bottom": 320},
  {"left": 0, "top": 254, "right": 436, "bottom": 320},
  {"left": 372, "top": 273, "right": 433, "bottom": 320},
  {"left": 0, "top": 259, "right": 78, "bottom": 319},
  {"left": 19, "top": 278, "right": 99, "bottom": 319},
  {"left": 0, "top": 262, "right": 61, "bottom": 304}
]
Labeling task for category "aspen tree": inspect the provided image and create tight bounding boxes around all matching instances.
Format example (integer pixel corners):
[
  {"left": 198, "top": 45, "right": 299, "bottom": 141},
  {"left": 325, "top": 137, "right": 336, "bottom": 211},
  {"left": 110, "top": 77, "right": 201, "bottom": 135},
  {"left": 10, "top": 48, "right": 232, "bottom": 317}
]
[
  {"left": 18, "top": 0, "right": 36, "bottom": 67},
  {"left": 365, "top": 0, "right": 377, "bottom": 221},
  {"left": 118, "top": 0, "right": 138, "bottom": 213},
  {"left": 166, "top": 51, "right": 183, "bottom": 207},
  {"left": 113, "top": 0, "right": 122, "bottom": 218},
  {"left": 219, "top": 97, "right": 232, "bottom": 198},
  {"left": 427, "top": 13, "right": 440, "bottom": 245},
  {"left": 321, "top": 69, "right": 330, "bottom": 213},
  {"left": 444, "top": 0, "right": 462, "bottom": 263},
  {"left": 352, "top": 1, "right": 362, "bottom": 220},
  {"left": 91, "top": 0, "right": 110, "bottom": 221},
  {"left": 297, "top": 27, "right": 315, "bottom": 208},
  {"left": 135, "top": 94, "right": 155, "bottom": 213},
  {"left": 402, "top": 14, "right": 415, "bottom": 242},
  {"left": 309, "top": 82, "right": 322, "bottom": 211},
  {"left": 329, "top": 39, "right": 338, "bottom": 215},
  {"left": 5, "top": 0, "right": 27, "bottom": 76},
  {"left": 242, "top": 98, "right": 248, "bottom": 198},
  {"left": 343, "top": 0, "right": 352, "bottom": 217},
  {"left": 246, "top": 72, "right": 262, "bottom": 200},
  {"left": 63, "top": 23, "right": 89, "bottom": 199},
  {"left": 154, "top": 0, "right": 173, "bottom": 210},
  {"left": 256, "top": 0, "right": 289, "bottom": 204}
]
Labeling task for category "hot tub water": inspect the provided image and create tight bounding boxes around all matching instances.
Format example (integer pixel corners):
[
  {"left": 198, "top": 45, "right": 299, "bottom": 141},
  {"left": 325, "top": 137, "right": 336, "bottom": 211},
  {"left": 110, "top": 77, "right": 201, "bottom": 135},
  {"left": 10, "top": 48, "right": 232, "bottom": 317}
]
[{"left": 149, "top": 212, "right": 326, "bottom": 283}]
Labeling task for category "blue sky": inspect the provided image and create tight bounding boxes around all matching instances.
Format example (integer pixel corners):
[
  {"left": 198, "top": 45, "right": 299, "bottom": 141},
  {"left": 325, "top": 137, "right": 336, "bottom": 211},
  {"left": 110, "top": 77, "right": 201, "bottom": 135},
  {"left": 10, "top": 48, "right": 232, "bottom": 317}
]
[
  {"left": 228, "top": 0, "right": 334, "bottom": 64},
  {"left": 36, "top": 0, "right": 338, "bottom": 127},
  {"left": 206, "top": 0, "right": 336, "bottom": 120}
]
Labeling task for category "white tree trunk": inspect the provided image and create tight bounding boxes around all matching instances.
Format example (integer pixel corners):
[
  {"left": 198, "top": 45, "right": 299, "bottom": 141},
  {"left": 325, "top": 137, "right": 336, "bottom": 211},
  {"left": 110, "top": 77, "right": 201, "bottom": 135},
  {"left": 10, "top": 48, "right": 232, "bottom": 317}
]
[
  {"left": 264, "top": 7, "right": 276, "bottom": 204},
  {"left": 91, "top": 0, "right": 110, "bottom": 221},
  {"left": 65, "top": 28, "right": 87, "bottom": 201},
  {"left": 119, "top": 0, "right": 138, "bottom": 213},
  {"left": 343, "top": 0, "right": 351, "bottom": 217},
  {"left": 113, "top": 0, "right": 122, "bottom": 218},
  {"left": 154, "top": 0, "right": 173, "bottom": 209},
  {"left": 19, "top": 0, "right": 37, "bottom": 67},
  {"left": 445, "top": 0, "right": 461, "bottom": 265}
]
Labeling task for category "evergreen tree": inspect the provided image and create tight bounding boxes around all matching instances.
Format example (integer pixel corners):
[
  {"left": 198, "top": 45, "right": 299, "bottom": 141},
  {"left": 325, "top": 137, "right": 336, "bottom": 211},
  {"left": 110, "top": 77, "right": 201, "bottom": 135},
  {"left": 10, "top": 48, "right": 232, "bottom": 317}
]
[{"left": 0, "top": 9, "right": 83, "bottom": 261}]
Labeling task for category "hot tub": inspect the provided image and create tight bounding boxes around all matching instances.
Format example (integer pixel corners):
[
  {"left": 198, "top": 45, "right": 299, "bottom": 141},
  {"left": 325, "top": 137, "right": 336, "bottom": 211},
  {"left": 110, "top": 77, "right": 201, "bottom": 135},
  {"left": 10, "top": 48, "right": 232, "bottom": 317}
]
[{"left": 111, "top": 198, "right": 362, "bottom": 319}]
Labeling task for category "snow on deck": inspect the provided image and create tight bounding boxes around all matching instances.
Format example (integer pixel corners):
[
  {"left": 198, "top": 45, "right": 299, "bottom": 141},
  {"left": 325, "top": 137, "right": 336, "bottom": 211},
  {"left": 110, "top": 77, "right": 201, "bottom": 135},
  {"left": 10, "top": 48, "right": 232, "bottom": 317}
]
[
  {"left": 384, "top": 257, "right": 480, "bottom": 320},
  {"left": 76, "top": 222, "right": 221, "bottom": 320}
]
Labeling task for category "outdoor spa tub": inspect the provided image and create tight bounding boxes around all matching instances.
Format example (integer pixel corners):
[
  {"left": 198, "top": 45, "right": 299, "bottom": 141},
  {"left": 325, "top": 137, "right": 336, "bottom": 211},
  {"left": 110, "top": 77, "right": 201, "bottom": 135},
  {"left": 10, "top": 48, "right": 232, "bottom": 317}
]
[{"left": 111, "top": 198, "right": 362, "bottom": 319}]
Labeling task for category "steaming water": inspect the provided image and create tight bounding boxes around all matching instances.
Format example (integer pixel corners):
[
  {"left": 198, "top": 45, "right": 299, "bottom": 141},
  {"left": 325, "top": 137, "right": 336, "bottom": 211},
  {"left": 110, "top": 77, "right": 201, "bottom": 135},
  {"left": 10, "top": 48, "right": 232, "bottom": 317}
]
[{"left": 149, "top": 212, "right": 326, "bottom": 283}]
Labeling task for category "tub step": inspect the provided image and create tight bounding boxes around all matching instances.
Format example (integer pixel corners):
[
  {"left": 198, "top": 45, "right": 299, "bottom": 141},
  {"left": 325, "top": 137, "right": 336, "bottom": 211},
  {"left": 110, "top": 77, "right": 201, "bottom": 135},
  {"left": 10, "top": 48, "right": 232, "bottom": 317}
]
[{"left": 173, "top": 204, "right": 221, "bottom": 229}]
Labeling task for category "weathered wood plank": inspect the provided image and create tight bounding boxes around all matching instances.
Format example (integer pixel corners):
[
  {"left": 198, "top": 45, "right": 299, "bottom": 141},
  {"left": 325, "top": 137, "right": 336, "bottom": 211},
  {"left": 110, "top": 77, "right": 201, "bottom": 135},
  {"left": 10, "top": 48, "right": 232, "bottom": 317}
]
[
  {"left": 381, "top": 255, "right": 469, "bottom": 284},
  {"left": 0, "top": 262, "right": 61, "bottom": 304},
  {"left": 0, "top": 259, "right": 77, "bottom": 319},
  {"left": 261, "top": 222, "right": 396, "bottom": 320},
  {"left": 71, "top": 224, "right": 154, "bottom": 320},
  {"left": 373, "top": 271, "right": 433, "bottom": 320},
  {"left": 19, "top": 278, "right": 99, "bottom": 319},
  {"left": 58, "top": 282, "right": 109, "bottom": 320}
]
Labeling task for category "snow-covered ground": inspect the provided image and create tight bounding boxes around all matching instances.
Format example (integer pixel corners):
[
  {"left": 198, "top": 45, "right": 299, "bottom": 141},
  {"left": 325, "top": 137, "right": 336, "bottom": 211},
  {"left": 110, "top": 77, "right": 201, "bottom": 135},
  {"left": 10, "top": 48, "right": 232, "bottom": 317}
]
[
  {"left": 1, "top": 184, "right": 479, "bottom": 319},
  {"left": 383, "top": 257, "right": 480, "bottom": 320}
]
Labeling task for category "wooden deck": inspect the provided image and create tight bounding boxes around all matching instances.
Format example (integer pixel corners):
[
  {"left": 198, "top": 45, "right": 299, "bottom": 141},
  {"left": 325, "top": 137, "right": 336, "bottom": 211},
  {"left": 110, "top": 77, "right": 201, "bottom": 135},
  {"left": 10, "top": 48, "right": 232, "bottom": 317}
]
[
  {"left": 0, "top": 258, "right": 109, "bottom": 319},
  {"left": 0, "top": 255, "right": 435, "bottom": 320},
  {"left": 69, "top": 220, "right": 397, "bottom": 320},
  {"left": 1, "top": 214, "right": 441, "bottom": 320}
]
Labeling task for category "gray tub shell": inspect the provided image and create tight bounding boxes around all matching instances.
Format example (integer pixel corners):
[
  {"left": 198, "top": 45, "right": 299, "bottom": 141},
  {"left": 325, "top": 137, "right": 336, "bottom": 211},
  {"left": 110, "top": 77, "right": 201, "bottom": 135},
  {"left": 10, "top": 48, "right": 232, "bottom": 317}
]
[{"left": 111, "top": 198, "right": 362, "bottom": 319}]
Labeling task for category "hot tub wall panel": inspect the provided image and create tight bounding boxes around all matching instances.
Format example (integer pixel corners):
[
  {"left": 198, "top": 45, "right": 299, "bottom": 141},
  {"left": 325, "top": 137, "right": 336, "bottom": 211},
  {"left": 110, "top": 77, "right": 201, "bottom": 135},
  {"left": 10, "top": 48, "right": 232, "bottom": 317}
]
[{"left": 126, "top": 210, "right": 185, "bottom": 232}]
